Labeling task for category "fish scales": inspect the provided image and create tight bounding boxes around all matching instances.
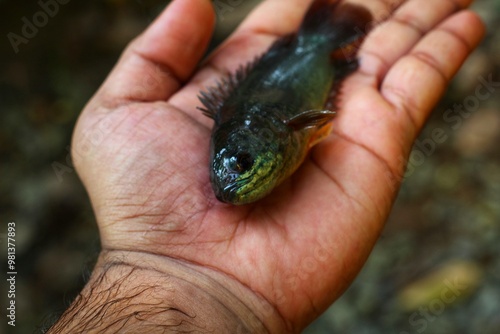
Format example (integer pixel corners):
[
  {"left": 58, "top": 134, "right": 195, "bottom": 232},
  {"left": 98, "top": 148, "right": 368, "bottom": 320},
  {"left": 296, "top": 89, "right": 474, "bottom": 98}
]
[{"left": 199, "top": 0, "right": 373, "bottom": 205}]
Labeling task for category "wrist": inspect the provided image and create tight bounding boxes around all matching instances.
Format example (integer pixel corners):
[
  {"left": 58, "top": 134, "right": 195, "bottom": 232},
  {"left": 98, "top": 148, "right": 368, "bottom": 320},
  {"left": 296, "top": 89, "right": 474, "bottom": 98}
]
[{"left": 47, "top": 250, "right": 289, "bottom": 333}]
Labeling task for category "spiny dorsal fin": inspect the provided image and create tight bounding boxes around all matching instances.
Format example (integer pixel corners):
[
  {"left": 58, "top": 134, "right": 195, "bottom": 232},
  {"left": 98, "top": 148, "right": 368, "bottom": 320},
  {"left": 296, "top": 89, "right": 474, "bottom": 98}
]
[
  {"left": 197, "top": 58, "right": 257, "bottom": 123},
  {"left": 284, "top": 109, "right": 336, "bottom": 131}
]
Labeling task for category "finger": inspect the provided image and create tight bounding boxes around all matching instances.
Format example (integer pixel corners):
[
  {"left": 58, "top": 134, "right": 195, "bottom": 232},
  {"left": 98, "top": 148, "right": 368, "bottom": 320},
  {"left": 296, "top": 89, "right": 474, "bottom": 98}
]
[
  {"left": 315, "top": 10, "right": 485, "bottom": 209},
  {"left": 356, "top": 0, "right": 475, "bottom": 84},
  {"left": 237, "top": 0, "right": 399, "bottom": 34},
  {"left": 381, "top": 10, "right": 486, "bottom": 132},
  {"left": 95, "top": 0, "right": 215, "bottom": 104}
]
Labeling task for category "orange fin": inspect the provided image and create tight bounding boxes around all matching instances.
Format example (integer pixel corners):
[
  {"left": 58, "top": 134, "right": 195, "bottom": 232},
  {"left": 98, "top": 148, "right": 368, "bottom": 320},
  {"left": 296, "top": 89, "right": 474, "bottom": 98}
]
[{"left": 309, "top": 122, "right": 333, "bottom": 148}]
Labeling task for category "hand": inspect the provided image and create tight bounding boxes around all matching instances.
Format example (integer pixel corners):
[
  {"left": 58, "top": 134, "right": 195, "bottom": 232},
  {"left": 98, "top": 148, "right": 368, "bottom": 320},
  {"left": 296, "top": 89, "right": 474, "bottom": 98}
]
[{"left": 71, "top": 0, "right": 484, "bottom": 331}]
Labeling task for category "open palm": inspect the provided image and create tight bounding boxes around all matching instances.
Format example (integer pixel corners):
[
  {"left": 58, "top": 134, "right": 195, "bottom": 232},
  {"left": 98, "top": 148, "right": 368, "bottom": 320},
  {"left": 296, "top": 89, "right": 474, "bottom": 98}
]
[{"left": 72, "top": 0, "right": 484, "bottom": 331}]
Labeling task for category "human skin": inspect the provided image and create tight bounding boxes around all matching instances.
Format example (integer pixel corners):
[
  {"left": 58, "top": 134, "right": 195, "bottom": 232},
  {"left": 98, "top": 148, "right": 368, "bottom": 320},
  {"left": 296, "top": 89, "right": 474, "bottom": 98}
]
[{"left": 46, "top": 0, "right": 485, "bottom": 333}]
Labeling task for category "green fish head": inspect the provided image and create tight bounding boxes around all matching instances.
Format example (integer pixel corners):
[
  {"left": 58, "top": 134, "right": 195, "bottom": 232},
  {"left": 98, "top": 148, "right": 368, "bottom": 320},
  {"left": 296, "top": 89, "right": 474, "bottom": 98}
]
[{"left": 210, "top": 120, "right": 286, "bottom": 205}]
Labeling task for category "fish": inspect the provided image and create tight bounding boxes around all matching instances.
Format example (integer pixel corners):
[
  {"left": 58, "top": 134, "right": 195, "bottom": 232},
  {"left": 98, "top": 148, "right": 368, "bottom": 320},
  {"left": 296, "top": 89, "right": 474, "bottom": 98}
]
[{"left": 198, "top": 0, "right": 373, "bottom": 205}]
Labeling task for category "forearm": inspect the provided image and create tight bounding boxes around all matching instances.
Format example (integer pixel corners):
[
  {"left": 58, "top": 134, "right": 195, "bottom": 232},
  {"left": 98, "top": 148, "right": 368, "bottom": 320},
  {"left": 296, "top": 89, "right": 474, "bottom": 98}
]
[{"left": 46, "top": 250, "right": 288, "bottom": 334}]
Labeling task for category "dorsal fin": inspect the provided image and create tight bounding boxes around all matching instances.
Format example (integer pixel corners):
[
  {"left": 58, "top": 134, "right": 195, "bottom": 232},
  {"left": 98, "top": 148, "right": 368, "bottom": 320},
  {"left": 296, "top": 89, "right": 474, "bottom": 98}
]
[
  {"left": 197, "top": 58, "right": 257, "bottom": 124},
  {"left": 197, "top": 33, "right": 298, "bottom": 124}
]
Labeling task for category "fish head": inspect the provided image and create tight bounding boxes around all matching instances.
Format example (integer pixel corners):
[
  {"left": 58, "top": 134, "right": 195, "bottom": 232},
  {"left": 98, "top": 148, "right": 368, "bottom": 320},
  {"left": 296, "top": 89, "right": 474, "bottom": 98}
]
[{"left": 209, "top": 121, "right": 287, "bottom": 205}]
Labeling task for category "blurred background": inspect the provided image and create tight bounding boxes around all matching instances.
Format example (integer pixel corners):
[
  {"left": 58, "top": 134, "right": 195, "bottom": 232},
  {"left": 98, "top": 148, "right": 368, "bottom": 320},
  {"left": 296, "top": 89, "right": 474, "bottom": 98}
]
[{"left": 1, "top": 0, "right": 499, "bottom": 333}]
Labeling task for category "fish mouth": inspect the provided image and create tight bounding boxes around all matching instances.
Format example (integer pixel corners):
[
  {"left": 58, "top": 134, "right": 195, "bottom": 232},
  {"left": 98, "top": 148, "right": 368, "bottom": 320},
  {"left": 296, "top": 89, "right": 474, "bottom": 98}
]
[
  {"left": 215, "top": 184, "right": 238, "bottom": 204},
  {"left": 212, "top": 176, "right": 254, "bottom": 205},
  {"left": 211, "top": 162, "right": 278, "bottom": 205}
]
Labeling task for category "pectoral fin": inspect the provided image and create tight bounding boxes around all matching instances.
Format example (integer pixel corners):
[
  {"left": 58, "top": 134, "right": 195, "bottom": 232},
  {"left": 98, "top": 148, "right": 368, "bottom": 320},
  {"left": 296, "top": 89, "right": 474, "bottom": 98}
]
[{"left": 284, "top": 110, "right": 336, "bottom": 131}]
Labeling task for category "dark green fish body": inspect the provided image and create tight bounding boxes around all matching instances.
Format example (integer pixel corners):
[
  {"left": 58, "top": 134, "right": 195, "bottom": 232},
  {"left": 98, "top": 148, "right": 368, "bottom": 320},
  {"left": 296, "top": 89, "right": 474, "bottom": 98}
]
[{"left": 199, "top": 0, "right": 373, "bottom": 204}]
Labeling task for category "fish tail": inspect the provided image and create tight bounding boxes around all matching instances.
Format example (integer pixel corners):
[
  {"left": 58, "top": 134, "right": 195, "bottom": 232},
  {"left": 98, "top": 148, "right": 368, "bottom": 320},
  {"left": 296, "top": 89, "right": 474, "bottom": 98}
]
[{"left": 299, "top": 0, "right": 373, "bottom": 61}]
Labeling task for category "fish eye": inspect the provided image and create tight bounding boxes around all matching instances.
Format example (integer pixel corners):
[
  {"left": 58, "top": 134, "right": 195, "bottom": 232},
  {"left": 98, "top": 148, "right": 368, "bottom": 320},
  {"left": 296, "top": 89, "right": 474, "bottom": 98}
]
[{"left": 226, "top": 152, "right": 254, "bottom": 174}]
